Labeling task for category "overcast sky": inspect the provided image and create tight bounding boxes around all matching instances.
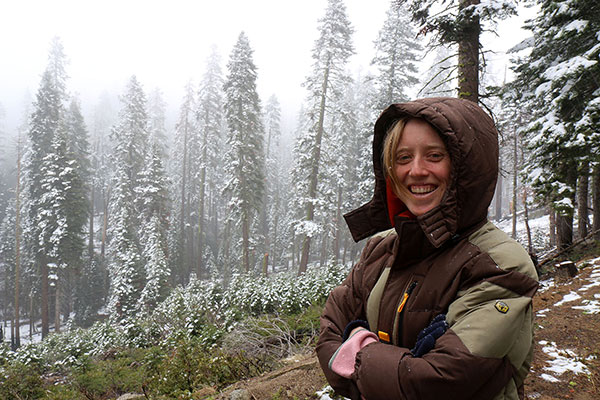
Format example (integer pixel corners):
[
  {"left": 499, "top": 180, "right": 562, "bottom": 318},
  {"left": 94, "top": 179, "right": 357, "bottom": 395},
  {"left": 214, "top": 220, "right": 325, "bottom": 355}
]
[{"left": 0, "top": 0, "right": 534, "bottom": 136}]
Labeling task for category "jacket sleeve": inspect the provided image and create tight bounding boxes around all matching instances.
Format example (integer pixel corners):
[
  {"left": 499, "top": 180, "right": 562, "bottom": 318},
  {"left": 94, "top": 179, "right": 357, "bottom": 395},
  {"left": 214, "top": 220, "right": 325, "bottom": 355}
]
[
  {"left": 353, "top": 250, "right": 538, "bottom": 400},
  {"left": 316, "top": 237, "right": 383, "bottom": 400}
]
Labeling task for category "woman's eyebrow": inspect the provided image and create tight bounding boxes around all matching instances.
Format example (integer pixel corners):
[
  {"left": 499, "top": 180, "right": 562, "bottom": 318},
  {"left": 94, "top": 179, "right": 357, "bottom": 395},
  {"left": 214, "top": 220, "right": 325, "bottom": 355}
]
[{"left": 396, "top": 144, "right": 447, "bottom": 151}]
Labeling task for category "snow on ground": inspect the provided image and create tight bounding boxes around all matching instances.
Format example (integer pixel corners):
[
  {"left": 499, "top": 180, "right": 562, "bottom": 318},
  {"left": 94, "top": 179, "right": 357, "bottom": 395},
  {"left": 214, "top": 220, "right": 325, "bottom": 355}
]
[
  {"left": 537, "top": 277, "right": 555, "bottom": 294},
  {"left": 538, "top": 340, "right": 589, "bottom": 382},
  {"left": 535, "top": 258, "right": 600, "bottom": 383},
  {"left": 496, "top": 213, "right": 551, "bottom": 252},
  {"left": 554, "top": 291, "right": 581, "bottom": 306},
  {"left": 316, "top": 386, "right": 341, "bottom": 400}
]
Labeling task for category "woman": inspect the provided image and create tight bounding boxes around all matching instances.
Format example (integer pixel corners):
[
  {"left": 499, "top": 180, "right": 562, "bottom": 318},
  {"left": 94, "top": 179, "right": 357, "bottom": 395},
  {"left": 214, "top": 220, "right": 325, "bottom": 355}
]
[{"left": 316, "top": 97, "right": 538, "bottom": 400}]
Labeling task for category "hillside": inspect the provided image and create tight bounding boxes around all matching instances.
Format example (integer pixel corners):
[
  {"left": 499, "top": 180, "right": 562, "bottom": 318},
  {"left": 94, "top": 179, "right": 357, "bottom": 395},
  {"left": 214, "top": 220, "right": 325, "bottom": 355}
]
[{"left": 214, "top": 255, "right": 600, "bottom": 400}]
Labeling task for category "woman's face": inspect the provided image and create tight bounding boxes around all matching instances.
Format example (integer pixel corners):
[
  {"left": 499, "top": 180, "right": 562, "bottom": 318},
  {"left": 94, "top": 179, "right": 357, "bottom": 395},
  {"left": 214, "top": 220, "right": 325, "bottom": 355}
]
[{"left": 393, "top": 118, "right": 451, "bottom": 216}]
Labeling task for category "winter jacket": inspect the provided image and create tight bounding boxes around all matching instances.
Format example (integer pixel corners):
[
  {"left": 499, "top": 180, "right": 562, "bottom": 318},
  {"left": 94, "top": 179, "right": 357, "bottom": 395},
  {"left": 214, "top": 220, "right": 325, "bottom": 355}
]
[{"left": 316, "top": 98, "right": 539, "bottom": 400}]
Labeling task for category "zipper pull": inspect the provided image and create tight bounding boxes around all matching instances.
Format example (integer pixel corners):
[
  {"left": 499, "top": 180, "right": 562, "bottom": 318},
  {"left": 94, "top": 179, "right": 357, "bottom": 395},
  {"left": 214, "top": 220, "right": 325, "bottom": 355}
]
[{"left": 397, "top": 281, "right": 418, "bottom": 313}]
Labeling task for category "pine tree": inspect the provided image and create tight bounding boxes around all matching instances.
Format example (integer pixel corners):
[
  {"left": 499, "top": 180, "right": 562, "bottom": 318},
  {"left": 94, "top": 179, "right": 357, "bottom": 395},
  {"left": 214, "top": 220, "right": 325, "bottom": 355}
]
[
  {"left": 513, "top": 0, "right": 600, "bottom": 249},
  {"left": 170, "top": 82, "right": 196, "bottom": 284},
  {"left": 397, "top": 0, "right": 518, "bottom": 101},
  {"left": 295, "top": 0, "right": 354, "bottom": 274},
  {"left": 371, "top": 1, "right": 423, "bottom": 110},
  {"left": 196, "top": 48, "right": 226, "bottom": 279},
  {"left": 147, "top": 88, "right": 168, "bottom": 158},
  {"left": 137, "top": 142, "right": 171, "bottom": 310},
  {"left": 138, "top": 214, "right": 170, "bottom": 312},
  {"left": 23, "top": 37, "right": 69, "bottom": 338},
  {"left": 223, "top": 32, "right": 265, "bottom": 274},
  {"left": 0, "top": 200, "right": 17, "bottom": 342},
  {"left": 262, "top": 95, "right": 283, "bottom": 273},
  {"left": 107, "top": 76, "right": 148, "bottom": 321},
  {"left": 62, "top": 99, "right": 91, "bottom": 324}
]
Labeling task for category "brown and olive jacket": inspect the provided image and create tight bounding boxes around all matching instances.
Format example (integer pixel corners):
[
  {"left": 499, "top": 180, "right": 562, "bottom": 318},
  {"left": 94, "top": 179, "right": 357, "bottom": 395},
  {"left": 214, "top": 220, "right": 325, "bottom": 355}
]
[{"left": 316, "top": 98, "right": 539, "bottom": 400}]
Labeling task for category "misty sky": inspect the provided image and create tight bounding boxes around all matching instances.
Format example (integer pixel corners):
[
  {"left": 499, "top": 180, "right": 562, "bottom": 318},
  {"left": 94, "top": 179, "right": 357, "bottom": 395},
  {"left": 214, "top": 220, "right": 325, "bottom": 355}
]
[{"left": 0, "top": 0, "right": 533, "bottom": 137}]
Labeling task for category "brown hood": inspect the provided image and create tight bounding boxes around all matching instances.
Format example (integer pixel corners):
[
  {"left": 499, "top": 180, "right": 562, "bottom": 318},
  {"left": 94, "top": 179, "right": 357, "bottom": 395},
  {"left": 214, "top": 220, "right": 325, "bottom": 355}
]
[{"left": 344, "top": 97, "right": 499, "bottom": 246}]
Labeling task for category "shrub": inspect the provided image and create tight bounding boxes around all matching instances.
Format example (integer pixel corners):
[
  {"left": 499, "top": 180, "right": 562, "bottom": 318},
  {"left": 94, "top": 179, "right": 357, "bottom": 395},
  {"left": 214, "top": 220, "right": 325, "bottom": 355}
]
[{"left": 0, "top": 361, "right": 45, "bottom": 400}]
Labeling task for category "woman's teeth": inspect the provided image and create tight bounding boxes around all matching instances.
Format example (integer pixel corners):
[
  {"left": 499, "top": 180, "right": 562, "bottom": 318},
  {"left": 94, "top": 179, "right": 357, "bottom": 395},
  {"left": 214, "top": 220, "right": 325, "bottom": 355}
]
[{"left": 410, "top": 185, "right": 435, "bottom": 194}]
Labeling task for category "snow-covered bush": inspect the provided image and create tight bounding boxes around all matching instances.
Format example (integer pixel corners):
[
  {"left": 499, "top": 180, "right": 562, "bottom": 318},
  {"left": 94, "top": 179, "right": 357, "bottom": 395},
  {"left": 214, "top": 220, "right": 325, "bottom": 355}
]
[{"left": 2, "top": 262, "right": 350, "bottom": 373}]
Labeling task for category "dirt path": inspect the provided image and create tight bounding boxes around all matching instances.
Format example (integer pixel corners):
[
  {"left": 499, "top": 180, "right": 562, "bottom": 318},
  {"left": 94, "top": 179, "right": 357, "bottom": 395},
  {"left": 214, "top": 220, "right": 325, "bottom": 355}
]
[{"left": 215, "top": 257, "right": 600, "bottom": 400}]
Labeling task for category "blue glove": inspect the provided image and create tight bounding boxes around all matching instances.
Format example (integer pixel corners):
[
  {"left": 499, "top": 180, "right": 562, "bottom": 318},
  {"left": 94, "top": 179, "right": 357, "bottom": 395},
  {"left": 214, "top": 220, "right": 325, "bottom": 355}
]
[{"left": 410, "top": 314, "right": 448, "bottom": 357}]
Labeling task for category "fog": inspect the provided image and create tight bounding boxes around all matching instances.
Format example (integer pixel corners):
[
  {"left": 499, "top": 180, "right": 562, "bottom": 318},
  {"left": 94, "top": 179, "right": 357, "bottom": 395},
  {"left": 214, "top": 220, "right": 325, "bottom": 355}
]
[{"left": 0, "top": 0, "right": 533, "bottom": 140}]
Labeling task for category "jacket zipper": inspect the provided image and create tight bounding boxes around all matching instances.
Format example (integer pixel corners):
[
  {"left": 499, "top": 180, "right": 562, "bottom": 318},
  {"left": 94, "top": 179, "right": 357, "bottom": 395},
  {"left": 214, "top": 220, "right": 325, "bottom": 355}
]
[{"left": 393, "top": 280, "right": 418, "bottom": 346}]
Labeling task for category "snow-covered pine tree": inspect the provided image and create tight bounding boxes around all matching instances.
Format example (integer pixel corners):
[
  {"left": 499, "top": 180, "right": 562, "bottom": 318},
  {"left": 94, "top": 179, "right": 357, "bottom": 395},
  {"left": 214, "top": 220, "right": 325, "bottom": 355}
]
[
  {"left": 344, "top": 74, "right": 379, "bottom": 264},
  {"left": 513, "top": 0, "right": 600, "bottom": 249},
  {"left": 107, "top": 76, "right": 149, "bottom": 321},
  {"left": 196, "top": 47, "right": 226, "bottom": 279},
  {"left": 295, "top": 0, "right": 354, "bottom": 274},
  {"left": 0, "top": 103, "right": 8, "bottom": 222},
  {"left": 397, "top": 0, "right": 519, "bottom": 101},
  {"left": 38, "top": 124, "right": 71, "bottom": 333},
  {"left": 147, "top": 88, "right": 168, "bottom": 158},
  {"left": 0, "top": 199, "right": 17, "bottom": 341},
  {"left": 137, "top": 142, "right": 171, "bottom": 310},
  {"left": 23, "top": 37, "right": 69, "bottom": 338},
  {"left": 169, "top": 81, "right": 196, "bottom": 284},
  {"left": 90, "top": 93, "right": 117, "bottom": 261},
  {"left": 261, "top": 95, "right": 283, "bottom": 274},
  {"left": 138, "top": 213, "right": 170, "bottom": 312},
  {"left": 61, "top": 99, "right": 92, "bottom": 324},
  {"left": 223, "top": 32, "right": 265, "bottom": 274},
  {"left": 371, "top": 1, "right": 423, "bottom": 110}
]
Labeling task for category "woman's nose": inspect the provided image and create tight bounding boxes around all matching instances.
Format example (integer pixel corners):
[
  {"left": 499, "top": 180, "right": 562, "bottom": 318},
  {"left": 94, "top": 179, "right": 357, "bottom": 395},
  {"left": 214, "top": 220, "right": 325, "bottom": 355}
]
[{"left": 409, "top": 156, "right": 428, "bottom": 176}]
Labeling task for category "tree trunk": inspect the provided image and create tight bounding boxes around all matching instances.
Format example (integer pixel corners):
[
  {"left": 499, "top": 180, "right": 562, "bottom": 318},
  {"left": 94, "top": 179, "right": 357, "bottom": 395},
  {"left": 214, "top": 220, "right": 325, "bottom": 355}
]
[
  {"left": 14, "top": 138, "right": 22, "bottom": 348},
  {"left": 197, "top": 125, "right": 208, "bottom": 280},
  {"left": 101, "top": 187, "right": 110, "bottom": 260},
  {"left": 180, "top": 108, "right": 188, "bottom": 280},
  {"left": 222, "top": 220, "right": 232, "bottom": 281},
  {"left": 522, "top": 188, "right": 533, "bottom": 254},
  {"left": 556, "top": 212, "right": 573, "bottom": 251},
  {"left": 262, "top": 253, "right": 269, "bottom": 277},
  {"left": 299, "top": 60, "right": 331, "bottom": 275},
  {"left": 29, "top": 294, "right": 34, "bottom": 338},
  {"left": 593, "top": 164, "right": 600, "bottom": 240},
  {"left": 495, "top": 155, "right": 503, "bottom": 221},
  {"left": 548, "top": 206, "right": 556, "bottom": 247},
  {"left": 54, "top": 277, "right": 61, "bottom": 333},
  {"left": 342, "top": 234, "right": 348, "bottom": 266},
  {"left": 577, "top": 165, "right": 589, "bottom": 239},
  {"left": 242, "top": 213, "right": 250, "bottom": 273},
  {"left": 89, "top": 185, "right": 95, "bottom": 258},
  {"left": 333, "top": 184, "right": 343, "bottom": 261},
  {"left": 319, "top": 230, "right": 328, "bottom": 269},
  {"left": 41, "top": 256, "right": 49, "bottom": 338},
  {"left": 457, "top": 0, "right": 481, "bottom": 102}
]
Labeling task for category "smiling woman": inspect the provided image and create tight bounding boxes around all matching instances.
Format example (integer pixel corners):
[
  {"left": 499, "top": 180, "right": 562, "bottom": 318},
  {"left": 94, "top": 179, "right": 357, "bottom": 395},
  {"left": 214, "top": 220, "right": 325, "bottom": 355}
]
[
  {"left": 383, "top": 117, "right": 451, "bottom": 217},
  {"left": 317, "top": 97, "right": 539, "bottom": 400}
]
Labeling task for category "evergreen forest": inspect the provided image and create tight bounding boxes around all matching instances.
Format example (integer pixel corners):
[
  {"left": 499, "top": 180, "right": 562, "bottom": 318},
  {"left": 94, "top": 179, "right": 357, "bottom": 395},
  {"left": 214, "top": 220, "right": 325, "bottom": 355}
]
[{"left": 0, "top": 0, "right": 599, "bottom": 398}]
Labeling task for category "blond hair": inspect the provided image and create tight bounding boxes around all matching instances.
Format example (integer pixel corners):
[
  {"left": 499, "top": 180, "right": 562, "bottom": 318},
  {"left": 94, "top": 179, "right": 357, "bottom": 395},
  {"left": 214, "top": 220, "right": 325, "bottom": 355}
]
[{"left": 382, "top": 118, "right": 412, "bottom": 199}]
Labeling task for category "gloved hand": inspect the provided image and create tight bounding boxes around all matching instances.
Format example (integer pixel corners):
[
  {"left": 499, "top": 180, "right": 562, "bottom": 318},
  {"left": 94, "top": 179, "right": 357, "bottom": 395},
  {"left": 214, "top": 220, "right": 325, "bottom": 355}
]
[{"left": 410, "top": 314, "right": 448, "bottom": 357}]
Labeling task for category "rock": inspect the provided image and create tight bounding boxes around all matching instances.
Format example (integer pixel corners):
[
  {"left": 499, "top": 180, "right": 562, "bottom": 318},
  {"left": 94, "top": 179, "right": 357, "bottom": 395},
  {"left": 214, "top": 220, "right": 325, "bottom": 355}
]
[
  {"left": 555, "top": 261, "right": 578, "bottom": 279},
  {"left": 229, "top": 389, "right": 251, "bottom": 400},
  {"left": 116, "top": 394, "right": 144, "bottom": 400}
]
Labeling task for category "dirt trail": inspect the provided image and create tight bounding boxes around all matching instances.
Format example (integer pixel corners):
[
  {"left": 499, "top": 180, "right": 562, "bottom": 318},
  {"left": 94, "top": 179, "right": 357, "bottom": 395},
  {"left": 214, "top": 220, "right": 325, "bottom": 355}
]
[{"left": 215, "top": 257, "right": 600, "bottom": 400}]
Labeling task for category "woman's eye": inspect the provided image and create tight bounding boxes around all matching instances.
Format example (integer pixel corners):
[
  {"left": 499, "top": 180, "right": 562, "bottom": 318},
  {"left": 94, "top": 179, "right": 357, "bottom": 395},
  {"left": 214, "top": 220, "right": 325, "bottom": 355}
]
[
  {"left": 428, "top": 153, "right": 445, "bottom": 161},
  {"left": 396, "top": 154, "right": 411, "bottom": 164}
]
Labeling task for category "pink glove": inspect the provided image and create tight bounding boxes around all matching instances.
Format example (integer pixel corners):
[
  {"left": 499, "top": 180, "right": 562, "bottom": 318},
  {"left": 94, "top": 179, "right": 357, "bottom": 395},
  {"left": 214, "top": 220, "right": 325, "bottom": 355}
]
[{"left": 328, "top": 328, "right": 378, "bottom": 378}]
